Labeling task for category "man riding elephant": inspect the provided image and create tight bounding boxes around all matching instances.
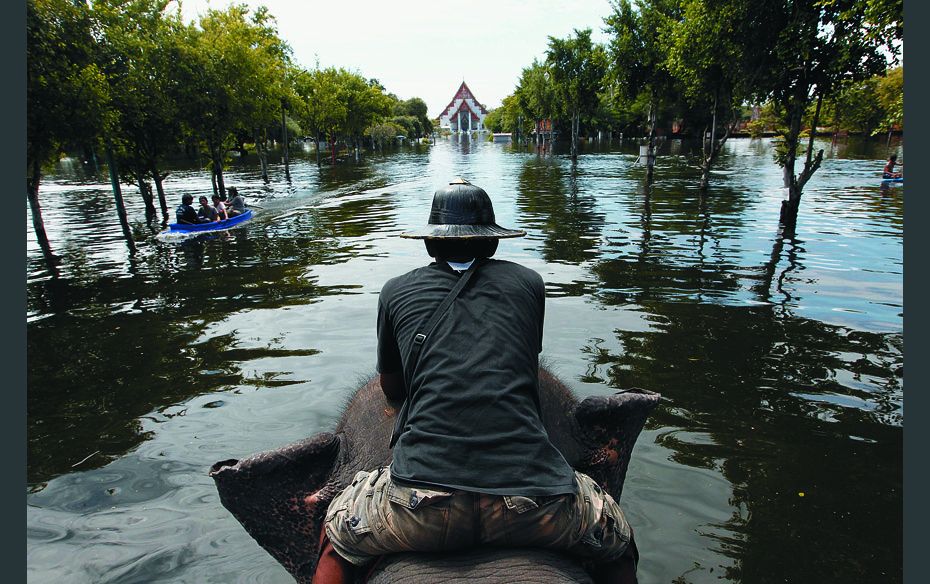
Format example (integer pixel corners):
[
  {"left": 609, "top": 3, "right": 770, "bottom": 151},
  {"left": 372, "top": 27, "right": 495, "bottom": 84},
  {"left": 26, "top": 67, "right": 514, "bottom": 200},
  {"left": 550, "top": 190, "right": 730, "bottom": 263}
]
[{"left": 312, "top": 178, "right": 640, "bottom": 584}]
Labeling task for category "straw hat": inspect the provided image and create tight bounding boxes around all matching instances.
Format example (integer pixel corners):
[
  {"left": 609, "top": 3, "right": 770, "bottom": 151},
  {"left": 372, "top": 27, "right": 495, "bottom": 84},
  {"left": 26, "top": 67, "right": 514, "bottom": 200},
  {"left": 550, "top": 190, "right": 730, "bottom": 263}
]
[{"left": 400, "top": 178, "right": 526, "bottom": 239}]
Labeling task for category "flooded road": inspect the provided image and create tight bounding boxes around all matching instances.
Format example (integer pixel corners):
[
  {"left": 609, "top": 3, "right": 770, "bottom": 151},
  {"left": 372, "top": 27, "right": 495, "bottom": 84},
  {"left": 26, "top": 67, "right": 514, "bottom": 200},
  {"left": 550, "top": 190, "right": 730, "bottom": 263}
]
[{"left": 27, "top": 136, "right": 902, "bottom": 583}]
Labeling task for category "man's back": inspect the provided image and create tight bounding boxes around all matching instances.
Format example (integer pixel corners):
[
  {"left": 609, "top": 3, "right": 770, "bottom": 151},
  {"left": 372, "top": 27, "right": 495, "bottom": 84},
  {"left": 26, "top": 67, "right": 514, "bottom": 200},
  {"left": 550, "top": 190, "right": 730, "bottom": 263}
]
[
  {"left": 176, "top": 203, "right": 198, "bottom": 224},
  {"left": 378, "top": 259, "right": 576, "bottom": 495}
]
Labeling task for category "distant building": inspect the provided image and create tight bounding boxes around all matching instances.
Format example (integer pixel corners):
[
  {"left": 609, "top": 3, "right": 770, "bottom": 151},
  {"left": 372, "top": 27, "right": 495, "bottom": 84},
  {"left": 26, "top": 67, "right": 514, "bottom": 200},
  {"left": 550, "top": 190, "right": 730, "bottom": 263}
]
[{"left": 437, "top": 81, "right": 488, "bottom": 133}]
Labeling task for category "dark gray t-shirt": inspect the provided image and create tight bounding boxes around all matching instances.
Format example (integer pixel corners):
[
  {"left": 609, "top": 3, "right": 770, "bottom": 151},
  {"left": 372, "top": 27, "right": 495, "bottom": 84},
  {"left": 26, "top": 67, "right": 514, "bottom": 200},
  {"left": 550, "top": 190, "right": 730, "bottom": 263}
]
[{"left": 377, "top": 259, "right": 576, "bottom": 496}]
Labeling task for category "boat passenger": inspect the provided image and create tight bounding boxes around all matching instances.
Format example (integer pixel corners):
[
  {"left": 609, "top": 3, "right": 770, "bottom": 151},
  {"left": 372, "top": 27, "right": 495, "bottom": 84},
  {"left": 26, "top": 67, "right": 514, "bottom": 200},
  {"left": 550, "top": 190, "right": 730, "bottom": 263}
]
[
  {"left": 226, "top": 186, "right": 246, "bottom": 217},
  {"left": 883, "top": 154, "right": 903, "bottom": 179},
  {"left": 313, "top": 179, "right": 639, "bottom": 584},
  {"left": 175, "top": 194, "right": 207, "bottom": 224},
  {"left": 197, "top": 196, "right": 219, "bottom": 222},
  {"left": 212, "top": 194, "right": 229, "bottom": 220}
]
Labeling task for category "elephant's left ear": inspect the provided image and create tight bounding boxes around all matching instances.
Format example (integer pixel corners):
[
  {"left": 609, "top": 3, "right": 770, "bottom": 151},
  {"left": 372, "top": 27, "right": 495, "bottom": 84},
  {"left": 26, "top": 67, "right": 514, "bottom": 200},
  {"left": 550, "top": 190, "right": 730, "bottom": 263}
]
[
  {"left": 572, "top": 389, "right": 661, "bottom": 501},
  {"left": 210, "top": 432, "right": 342, "bottom": 583}
]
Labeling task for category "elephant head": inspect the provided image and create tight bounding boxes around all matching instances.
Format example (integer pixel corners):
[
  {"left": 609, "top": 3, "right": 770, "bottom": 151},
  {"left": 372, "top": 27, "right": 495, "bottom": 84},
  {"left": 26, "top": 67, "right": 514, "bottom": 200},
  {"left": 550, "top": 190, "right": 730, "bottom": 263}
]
[{"left": 210, "top": 368, "right": 660, "bottom": 583}]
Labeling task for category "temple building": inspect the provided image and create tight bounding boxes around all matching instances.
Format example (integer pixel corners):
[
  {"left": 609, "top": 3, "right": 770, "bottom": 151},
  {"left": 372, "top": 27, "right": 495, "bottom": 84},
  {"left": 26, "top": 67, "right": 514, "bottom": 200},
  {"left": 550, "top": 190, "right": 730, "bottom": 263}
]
[{"left": 437, "top": 81, "right": 488, "bottom": 133}]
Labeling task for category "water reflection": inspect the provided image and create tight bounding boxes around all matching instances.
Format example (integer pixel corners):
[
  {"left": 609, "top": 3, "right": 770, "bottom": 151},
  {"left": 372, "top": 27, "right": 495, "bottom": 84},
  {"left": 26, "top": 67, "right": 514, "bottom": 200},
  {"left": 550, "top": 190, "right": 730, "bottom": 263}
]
[
  {"left": 516, "top": 157, "right": 605, "bottom": 265},
  {"left": 27, "top": 138, "right": 903, "bottom": 584}
]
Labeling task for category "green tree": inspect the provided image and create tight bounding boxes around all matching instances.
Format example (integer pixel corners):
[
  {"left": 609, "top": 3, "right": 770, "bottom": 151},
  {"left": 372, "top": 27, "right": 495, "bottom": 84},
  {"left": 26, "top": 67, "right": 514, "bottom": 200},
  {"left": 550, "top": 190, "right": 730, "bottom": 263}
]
[
  {"left": 605, "top": 0, "right": 682, "bottom": 181},
  {"left": 92, "top": 0, "right": 189, "bottom": 218},
  {"left": 342, "top": 72, "right": 393, "bottom": 159},
  {"left": 875, "top": 66, "right": 903, "bottom": 140},
  {"left": 545, "top": 29, "right": 607, "bottom": 163},
  {"left": 825, "top": 77, "right": 884, "bottom": 135},
  {"left": 393, "top": 97, "right": 431, "bottom": 139},
  {"left": 175, "top": 4, "right": 291, "bottom": 195},
  {"left": 667, "top": 0, "right": 750, "bottom": 189},
  {"left": 27, "top": 0, "right": 111, "bottom": 261},
  {"left": 515, "top": 59, "right": 557, "bottom": 148},
  {"left": 744, "top": 0, "right": 901, "bottom": 227}
]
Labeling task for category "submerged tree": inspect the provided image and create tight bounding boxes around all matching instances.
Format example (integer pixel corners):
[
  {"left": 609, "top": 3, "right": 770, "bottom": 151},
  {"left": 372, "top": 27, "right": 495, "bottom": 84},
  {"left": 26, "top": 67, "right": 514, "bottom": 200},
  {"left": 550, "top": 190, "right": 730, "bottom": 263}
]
[
  {"left": 604, "top": 0, "right": 682, "bottom": 182},
  {"left": 92, "top": 0, "right": 188, "bottom": 219},
  {"left": 515, "top": 59, "right": 557, "bottom": 150},
  {"left": 27, "top": 0, "right": 111, "bottom": 261},
  {"left": 745, "top": 0, "right": 900, "bottom": 228},
  {"left": 667, "top": 0, "right": 751, "bottom": 190},
  {"left": 175, "top": 5, "right": 291, "bottom": 196},
  {"left": 545, "top": 28, "right": 606, "bottom": 164}
]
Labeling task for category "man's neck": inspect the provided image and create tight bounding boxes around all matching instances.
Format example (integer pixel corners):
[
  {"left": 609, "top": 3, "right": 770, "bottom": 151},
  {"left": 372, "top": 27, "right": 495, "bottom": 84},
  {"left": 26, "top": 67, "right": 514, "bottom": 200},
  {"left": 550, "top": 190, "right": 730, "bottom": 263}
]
[{"left": 446, "top": 258, "right": 475, "bottom": 272}]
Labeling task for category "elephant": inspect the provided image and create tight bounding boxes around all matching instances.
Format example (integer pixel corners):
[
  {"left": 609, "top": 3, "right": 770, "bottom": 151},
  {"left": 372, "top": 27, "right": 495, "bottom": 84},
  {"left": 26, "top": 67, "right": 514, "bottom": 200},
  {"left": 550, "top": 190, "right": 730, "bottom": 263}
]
[{"left": 210, "top": 368, "right": 660, "bottom": 583}]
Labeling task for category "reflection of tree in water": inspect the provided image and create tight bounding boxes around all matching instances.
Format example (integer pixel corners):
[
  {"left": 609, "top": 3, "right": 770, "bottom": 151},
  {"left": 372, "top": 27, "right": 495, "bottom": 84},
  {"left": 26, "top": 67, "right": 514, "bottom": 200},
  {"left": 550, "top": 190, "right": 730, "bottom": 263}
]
[
  {"left": 582, "top": 214, "right": 902, "bottom": 582},
  {"left": 26, "top": 193, "right": 398, "bottom": 487},
  {"left": 586, "top": 303, "right": 901, "bottom": 583},
  {"left": 515, "top": 158, "right": 605, "bottom": 265},
  {"left": 593, "top": 184, "right": 746, "bottom": 306}
]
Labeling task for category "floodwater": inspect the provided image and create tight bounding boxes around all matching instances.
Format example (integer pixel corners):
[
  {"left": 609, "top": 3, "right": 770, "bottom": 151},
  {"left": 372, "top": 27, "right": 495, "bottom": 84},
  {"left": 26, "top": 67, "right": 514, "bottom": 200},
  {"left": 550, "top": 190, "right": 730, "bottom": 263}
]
[{"left": 27, "top": 136, "right": 903, "bottom": 583}]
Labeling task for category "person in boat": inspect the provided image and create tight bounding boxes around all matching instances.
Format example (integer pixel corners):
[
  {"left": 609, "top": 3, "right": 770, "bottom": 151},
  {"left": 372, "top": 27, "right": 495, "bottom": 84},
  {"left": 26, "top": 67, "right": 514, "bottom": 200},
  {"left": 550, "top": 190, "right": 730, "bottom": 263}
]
[
  {"left": 176, "top": 194, "right": 208, "bottom": 224},
  {"left": 313, "top": 179, "right": 639, "bottom": 584},
  {"left": 226, "top": 186, "right": 246, "bottom": 217},
  {"left": 212, "top": 194, "right": 229, "bottom": 221},
  {"left": 197, "top": 196, "right": 219, "bottom": 222},
  {"left": 883, "top": 154, "right": 903, "bottom": 179}
]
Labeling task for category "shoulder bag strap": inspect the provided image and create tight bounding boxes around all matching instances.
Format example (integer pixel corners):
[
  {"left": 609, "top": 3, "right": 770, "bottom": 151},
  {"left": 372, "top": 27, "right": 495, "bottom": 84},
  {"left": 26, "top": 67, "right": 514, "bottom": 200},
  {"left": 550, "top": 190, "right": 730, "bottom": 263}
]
[{"left": 389, "top": 259, "right": 482, "bottom": 448}]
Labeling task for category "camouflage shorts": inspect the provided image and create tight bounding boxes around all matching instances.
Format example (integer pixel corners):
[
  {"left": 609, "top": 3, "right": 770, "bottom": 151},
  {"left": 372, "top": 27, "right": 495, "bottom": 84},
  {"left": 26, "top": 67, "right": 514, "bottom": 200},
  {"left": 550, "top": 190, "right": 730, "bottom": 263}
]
[{"left": 324, "top": 466, "right": 632, "bottom": 566}]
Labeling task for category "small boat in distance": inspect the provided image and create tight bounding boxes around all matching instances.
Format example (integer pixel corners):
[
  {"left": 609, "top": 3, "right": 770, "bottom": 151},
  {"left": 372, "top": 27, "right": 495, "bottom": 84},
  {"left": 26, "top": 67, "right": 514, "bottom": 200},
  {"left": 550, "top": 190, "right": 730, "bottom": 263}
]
[{"left": 168, "top": 209, "right": 253, "bottom": 232}]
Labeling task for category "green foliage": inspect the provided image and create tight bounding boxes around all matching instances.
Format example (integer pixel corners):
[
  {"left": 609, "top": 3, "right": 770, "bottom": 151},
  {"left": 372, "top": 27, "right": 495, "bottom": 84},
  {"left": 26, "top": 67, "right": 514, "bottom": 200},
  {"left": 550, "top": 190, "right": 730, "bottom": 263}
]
[
  {"left": 27, "top": 0, "right": 111, "bottom": 173},
  {"left": 746, "top": 119, "right": 766, "bottom": 138},
  {"left": 392, "top": 97, "right": 432, "bottom": 138},
  {"left": 604, "top": 0, "right": 681, "bottom": 106},
  {"left": 546, "top": 29, "right": 606, "bottom": 120},
  {"left": 483, "top": 107, "right": 503, "bottom": 133},
  {"left": 366, "top": 122, "right": 403, "bottom": 149},
  {"left": 515, "top": 59, "right": 557, "bottom": 123},
  {"left": 292, "top": 67, "right": 394, "bottom": 149},
  {"left": 875, "top": 66, "right": 903, "bottom": 132}
]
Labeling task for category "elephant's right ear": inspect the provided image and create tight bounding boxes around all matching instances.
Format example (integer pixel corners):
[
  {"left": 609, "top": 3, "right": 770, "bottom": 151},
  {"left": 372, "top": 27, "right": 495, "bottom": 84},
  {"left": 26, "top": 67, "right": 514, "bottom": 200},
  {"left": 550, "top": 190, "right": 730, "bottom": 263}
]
[
  {"left": 572, "top": 389, "right": 660, "bottom": 502},
  {"left": 210, "top": 432, "right": 342, "bottom": 584}
]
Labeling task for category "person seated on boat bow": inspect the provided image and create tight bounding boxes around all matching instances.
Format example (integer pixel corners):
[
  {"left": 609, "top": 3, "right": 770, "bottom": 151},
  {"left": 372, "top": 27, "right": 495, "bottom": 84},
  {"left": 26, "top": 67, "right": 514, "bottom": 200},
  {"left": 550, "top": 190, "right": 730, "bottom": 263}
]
[
  {"left": 197, "top": 196, "right": 219, "bottom": 222},
  {"left": 883, "top": 154, "right": 903, "bottom": 179},
  {"left": 226, "top": 186, "right": 246, "bottom": 217},
  {"left": 312, "top": 179, "right": 639, "bottom": 584},
  {"left": 212, "top": 194, "right": 229, "bottom": 221},
  {"left": 175, "top": 194, "right": 209, "bottom": 224}
]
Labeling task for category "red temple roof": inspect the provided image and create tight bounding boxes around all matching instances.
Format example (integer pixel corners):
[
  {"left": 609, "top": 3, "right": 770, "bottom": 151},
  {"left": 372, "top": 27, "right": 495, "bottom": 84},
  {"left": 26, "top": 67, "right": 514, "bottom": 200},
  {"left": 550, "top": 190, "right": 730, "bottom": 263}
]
[{"left": 437, "top": 81, "right": 488, "bottom": 118}]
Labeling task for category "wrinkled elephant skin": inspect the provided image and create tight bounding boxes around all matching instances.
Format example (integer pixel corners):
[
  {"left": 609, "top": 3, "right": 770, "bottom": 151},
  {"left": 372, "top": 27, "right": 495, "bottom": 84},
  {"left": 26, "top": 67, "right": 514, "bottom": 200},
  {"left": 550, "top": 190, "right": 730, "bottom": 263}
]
[{"left": 210, "top": 368, "right": 660, "bottom": 583}]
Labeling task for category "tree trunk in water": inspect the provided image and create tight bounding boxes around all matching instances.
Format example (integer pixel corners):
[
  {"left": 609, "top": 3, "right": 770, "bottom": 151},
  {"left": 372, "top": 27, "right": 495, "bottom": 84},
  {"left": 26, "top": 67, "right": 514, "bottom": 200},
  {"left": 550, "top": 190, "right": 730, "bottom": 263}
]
[
  {"left": 646, "top": 100, "right": 657, "bottom": 183},
  {"left": 316, "top": 133, "right": 322, "bottom": 167},
  {"left": 151, "top": 167, "right": 169, "bottom": 219},
  {"left": 330, "top": 133, "right": 337, "bottom": 165},
  {"left": 136, "top": 172, "right": 157, "bottom": 218},
  {"left": 779, "top": 91, "right": 824, "bottom": 228},
  {"left": 105, "top": 148, "right": 136, "bottom": 254},
  {"left": 700, "top": 94, "right": 718, "bottom": 190},
  {"left": 211, "top": 144, "right": 226, "bottom": 196},
  {"left": 255, "top": 128, "right": 269, "bottom": 183},
  {"left": 281, "top": 101, "right": 291, "bottom": 181},
  {"left": 570, "top": 110, "right": 579, "bottom": 163},
  {"left": 27, "top": 157, "right": 56, "bottom": 264}
]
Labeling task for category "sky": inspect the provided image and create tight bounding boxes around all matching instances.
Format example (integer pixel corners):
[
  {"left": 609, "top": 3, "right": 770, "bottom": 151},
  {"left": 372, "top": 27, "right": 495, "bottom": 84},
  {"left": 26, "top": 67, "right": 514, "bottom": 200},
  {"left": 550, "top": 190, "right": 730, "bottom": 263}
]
[{"left": 179, "top": 0, "right": 615, "bottom": 118}]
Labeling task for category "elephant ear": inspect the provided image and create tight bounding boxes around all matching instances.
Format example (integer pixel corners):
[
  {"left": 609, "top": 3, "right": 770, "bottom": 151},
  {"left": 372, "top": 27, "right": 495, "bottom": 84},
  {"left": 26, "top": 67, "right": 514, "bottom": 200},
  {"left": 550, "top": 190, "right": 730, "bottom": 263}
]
[
  {"left": 572, "top": 389, "right": 660, "bottom": 501},
  {"left": 209, "top": 432, "right": 342, "bottom": 584}
]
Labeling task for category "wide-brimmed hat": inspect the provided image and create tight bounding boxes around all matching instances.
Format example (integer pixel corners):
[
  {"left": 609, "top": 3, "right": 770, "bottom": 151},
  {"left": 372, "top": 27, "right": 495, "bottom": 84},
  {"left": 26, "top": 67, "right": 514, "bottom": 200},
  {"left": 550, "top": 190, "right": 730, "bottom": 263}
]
[{"left": 400, "top": 178, "right": 526, "bottom": 239}]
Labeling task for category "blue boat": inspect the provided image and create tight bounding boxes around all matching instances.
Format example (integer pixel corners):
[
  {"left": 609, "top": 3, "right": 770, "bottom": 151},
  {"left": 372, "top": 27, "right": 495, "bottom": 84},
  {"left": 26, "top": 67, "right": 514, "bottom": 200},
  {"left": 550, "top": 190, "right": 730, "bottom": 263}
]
[
  {"left": 881, "top": 177, "right": 903, "bottom": 184},
  {"left": 168, "top": 209, "right": 253, "bottom": 232}
]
